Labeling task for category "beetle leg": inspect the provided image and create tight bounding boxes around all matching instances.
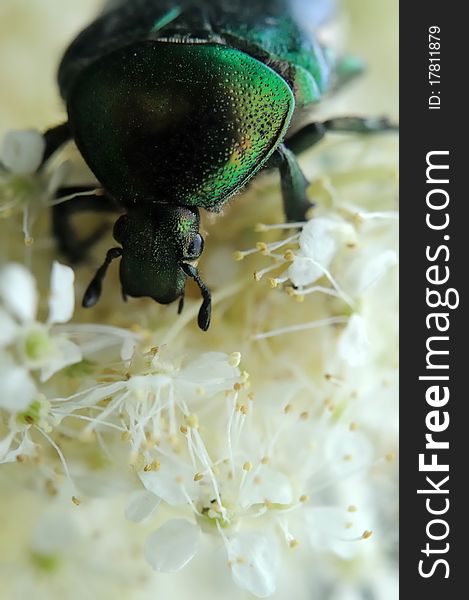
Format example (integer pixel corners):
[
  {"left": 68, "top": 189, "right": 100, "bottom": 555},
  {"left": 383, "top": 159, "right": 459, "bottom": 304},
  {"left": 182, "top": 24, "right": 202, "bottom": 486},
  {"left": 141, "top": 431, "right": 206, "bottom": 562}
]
[
  {"left": 40, "top": 122, "right": 71, "bottom": 168},
  {"left": 52, "top": 187, "right": 119, "bottom": 263},
  {"left": 284, "top": 123, "right": 327, "bottom": 156},
  {"left": 181, "top": 263, "right": 211, "bottom": 331},
  {"left": 268, "top": 144, "right": 312, "bottom": 223},
  {"left": 178, "top": 293, "right": 185, "bottom": 315},
  {"left": 322, "top": 116, "right": 399, "bottom": 135},
  {"left": 285, "top": 116, "right": 397, "bottom": 156}
]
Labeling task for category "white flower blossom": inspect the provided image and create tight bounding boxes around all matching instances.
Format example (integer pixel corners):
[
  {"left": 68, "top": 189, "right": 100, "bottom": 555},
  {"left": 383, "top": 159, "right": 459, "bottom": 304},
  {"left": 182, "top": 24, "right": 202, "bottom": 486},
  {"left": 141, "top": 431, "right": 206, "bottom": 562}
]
[
  {"left": 0, "top": 261, "right": 140, "bottom": 465},
  {"left": 1, "top": 129, "right": 46, "bottom": 174},
  {"left": 239, "top": 207, "right": 396, "bottom": 306},
  {"left": 0, "top": 261, "right": 82, "bottom": 386},
  {"left": 0, "top": 129, "right": 73, "bottom": 243},
  {"left": 43, "top": 345, "right": 378, "bottom": 597}
]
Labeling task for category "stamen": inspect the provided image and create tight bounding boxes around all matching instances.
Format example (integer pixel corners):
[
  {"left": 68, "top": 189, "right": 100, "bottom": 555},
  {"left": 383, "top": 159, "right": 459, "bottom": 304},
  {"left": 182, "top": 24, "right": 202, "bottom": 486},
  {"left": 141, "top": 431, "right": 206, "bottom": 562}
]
[
  {"left": 36, "top": 427, "right": 76, "bottom": 494},
  {"left": 49, "top": 188, "right": 102, "bottom": 207},
  {"left": 254, "top": 222, "right": 306, "bottom": 231},
  {"left": 254, "top": 262, "right": 283, "bottom": 281},
  {"left": 252, "top": 316, "right": 349, "bottom": 340}
]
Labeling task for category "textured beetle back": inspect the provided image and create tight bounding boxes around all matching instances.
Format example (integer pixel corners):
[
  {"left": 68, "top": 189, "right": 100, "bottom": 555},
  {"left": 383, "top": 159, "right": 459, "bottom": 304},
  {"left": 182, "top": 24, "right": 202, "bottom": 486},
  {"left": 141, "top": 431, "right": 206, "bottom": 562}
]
[{"left": 67, "top": 42, "right": 294, "bottom": 210}]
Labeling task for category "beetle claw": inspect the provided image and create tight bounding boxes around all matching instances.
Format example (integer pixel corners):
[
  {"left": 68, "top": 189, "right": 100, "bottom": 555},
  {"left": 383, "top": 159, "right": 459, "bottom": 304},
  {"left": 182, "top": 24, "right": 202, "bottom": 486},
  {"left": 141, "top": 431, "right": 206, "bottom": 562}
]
[
  {"left": 82, "top": 279, "right": 102, "bottom": 308},
  {"left": 197, "top": 296, "right": 211, "bottom": 331},
  {"left": 82, "top": 246, "right": 123, "bottom": 309}
]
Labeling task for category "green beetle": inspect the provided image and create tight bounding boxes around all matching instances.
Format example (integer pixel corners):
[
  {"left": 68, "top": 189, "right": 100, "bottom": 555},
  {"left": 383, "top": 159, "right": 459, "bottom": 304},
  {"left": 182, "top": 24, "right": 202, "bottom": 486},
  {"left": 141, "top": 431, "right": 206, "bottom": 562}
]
[{"left": 40, "top": 0, "right": 393, "bottom": 330}]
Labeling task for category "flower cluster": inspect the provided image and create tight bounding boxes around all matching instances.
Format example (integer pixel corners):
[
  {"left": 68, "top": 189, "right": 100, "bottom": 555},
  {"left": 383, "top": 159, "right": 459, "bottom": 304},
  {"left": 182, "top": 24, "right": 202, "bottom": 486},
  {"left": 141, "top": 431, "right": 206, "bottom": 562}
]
[
  {"left": 56, "top": 346, "right": 375, "bottom": 596},
  {"left": 0, "top": 48, "right": 398, "bottom": 600},
  {"left": 0, "top": 260, "right": 139, "bottom": 466},
  {"left": 236, "top": 183, "right": 398, "bottom": 347}
]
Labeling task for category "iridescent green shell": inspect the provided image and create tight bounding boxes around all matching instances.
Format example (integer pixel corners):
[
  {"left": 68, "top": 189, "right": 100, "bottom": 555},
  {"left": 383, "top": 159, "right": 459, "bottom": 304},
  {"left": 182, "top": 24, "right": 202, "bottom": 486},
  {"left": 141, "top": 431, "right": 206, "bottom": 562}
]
[
  {"left": 67, "top": 42, "right": 294, "bottom": 209},
  {"left": 60, "top": 1, "right": 337, "bottom": 112},
  {"left": 61, "top": 1, "right": 341, "bottom": 209},
  {"left": 217, "top": 11, "right": 332, "bottom": 106}
]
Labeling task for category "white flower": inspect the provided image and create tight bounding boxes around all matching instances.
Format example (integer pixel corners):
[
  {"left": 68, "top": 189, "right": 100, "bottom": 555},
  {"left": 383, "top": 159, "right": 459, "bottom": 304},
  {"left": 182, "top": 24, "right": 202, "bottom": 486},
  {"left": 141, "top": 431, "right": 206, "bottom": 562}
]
[
  {"left": 49, "top": 348, "right": 243, "bottom": 460},
  {"left": 50, "top": 348, "right": 299, "bottom": 596},
  {"left": 0, "top": 260, "right": 142, "bottom": 469},
  {"left": 287, "top": 217, "right": 356, "bottom": 287},
  {"left": 0, "top": 129, "right": 72, "bottom": 243},
  {"left": 1, "top": 129, "right": 45, "bottom": 174},
  {"left": 0, "top": 261, "right": 82, "bottom": 384},
  {"left": 238, "top": 202, "right": 397, "bottom": 330},
  {"left": 0, "top": 260, "right": 135, "bottom": 389},
  {"left": 61, "top": 348, "right": 377, "bottom": 597}
]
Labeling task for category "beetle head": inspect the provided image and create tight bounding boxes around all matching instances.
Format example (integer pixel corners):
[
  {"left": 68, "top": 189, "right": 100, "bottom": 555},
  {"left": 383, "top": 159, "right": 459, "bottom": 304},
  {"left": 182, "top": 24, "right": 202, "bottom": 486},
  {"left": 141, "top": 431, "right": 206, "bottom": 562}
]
[{"left": 82, "top": 205, "right": 211, "bottom": 331}]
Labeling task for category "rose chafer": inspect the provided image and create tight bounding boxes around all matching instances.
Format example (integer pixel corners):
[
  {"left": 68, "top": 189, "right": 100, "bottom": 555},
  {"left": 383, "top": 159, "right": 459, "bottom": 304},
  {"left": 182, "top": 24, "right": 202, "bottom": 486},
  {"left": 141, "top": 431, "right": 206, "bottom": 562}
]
[{"left": 39, "top": 0, "right": 394, "bottom": 330}]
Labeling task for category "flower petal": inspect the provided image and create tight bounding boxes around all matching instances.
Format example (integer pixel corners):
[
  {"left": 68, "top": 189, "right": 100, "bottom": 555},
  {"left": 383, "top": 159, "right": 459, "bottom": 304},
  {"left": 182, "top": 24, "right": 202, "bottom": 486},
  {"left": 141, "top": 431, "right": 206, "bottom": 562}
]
[
  {"left": 300, "top": 218, "right": 355, "bottom": 266},
  {"left": 287, "top": 256, "right": 323, "bottom": 287},
  {"left": 0, "top": 432, "right": 37, "bottom": 464},
  {"left": 299, "top": 218, "right": 338, "bottom": 259},
  {"left": 0, "top": 432, "right": 15, "bottom": 462},
  {"left": 337, "top": 315, "right": 371, "bottom": 366},
  {"left": 39, "top": 336, "right": 82, "bottom": 381},
  {"left": 0, "top": 308, "right": 18, "bottom": 346},
  {"left": 47, "top": 262, "right": 75, "bottom": 325},
  {"left": 348, "top": 249, "right": 397, "bottom": 295},
  {"left": 240, "top": 467, "right": 293, "bottom": 508},
  {"left": 305, "top": 506, "right": 370, "bottom": 559},
  {"left": 139, "top": 457, "right": 199, "bottom": 506},
  {"left": 289, "top": 218, "right": 357, "bottom": 287},
  {"left": 0, "top": 363, "right": 37, "bottom": 412},
  {"left": 227, "top": 532, "right": 279, "bottom": 598},
  {"left": 325, "top": 429, "right": 374, "bottom": 479},
  {"left": 144, "top": 519, "right": 200, "bottom": 572},
  {"left": 47, "top": 160, "right": 72, "bottom": 194},
  {"left": 121, "top": 336, "right": 137, "bottom": 361},
  {"left": 0, "top": 263, "right": 38, "bottom": 322},
  {"left": 125, "top": 490, "right": 161, "bottom": 523},
  {"left": 177, "top": 352, "right": 241, "bottom": 397},
  {"left": 0, "top": 129, "right": 45, "bottom": 174}
]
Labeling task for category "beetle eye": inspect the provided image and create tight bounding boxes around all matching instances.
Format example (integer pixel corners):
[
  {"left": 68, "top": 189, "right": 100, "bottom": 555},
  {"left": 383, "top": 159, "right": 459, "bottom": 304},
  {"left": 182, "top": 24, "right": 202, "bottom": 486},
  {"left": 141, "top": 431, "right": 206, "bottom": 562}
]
[{"left": 186, "top": 234, "right": 204, "bottom": 259}]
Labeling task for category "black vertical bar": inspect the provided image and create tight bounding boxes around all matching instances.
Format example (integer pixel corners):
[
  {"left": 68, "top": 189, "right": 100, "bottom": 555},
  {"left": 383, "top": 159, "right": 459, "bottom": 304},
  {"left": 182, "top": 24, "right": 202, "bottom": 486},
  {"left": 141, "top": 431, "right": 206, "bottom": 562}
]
[{"left": 400, "top": 2, "right": 465, "bottom": 595}]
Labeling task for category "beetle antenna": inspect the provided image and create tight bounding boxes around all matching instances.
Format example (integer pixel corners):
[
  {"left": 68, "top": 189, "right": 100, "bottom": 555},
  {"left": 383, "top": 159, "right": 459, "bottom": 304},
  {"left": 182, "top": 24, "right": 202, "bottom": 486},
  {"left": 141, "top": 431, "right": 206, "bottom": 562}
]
[
  {"left": 181, "top": 263, "right": 212, "bottom": 331},
  {"left": 83, "top": 247, "right": 123, "bottom": 308}
]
